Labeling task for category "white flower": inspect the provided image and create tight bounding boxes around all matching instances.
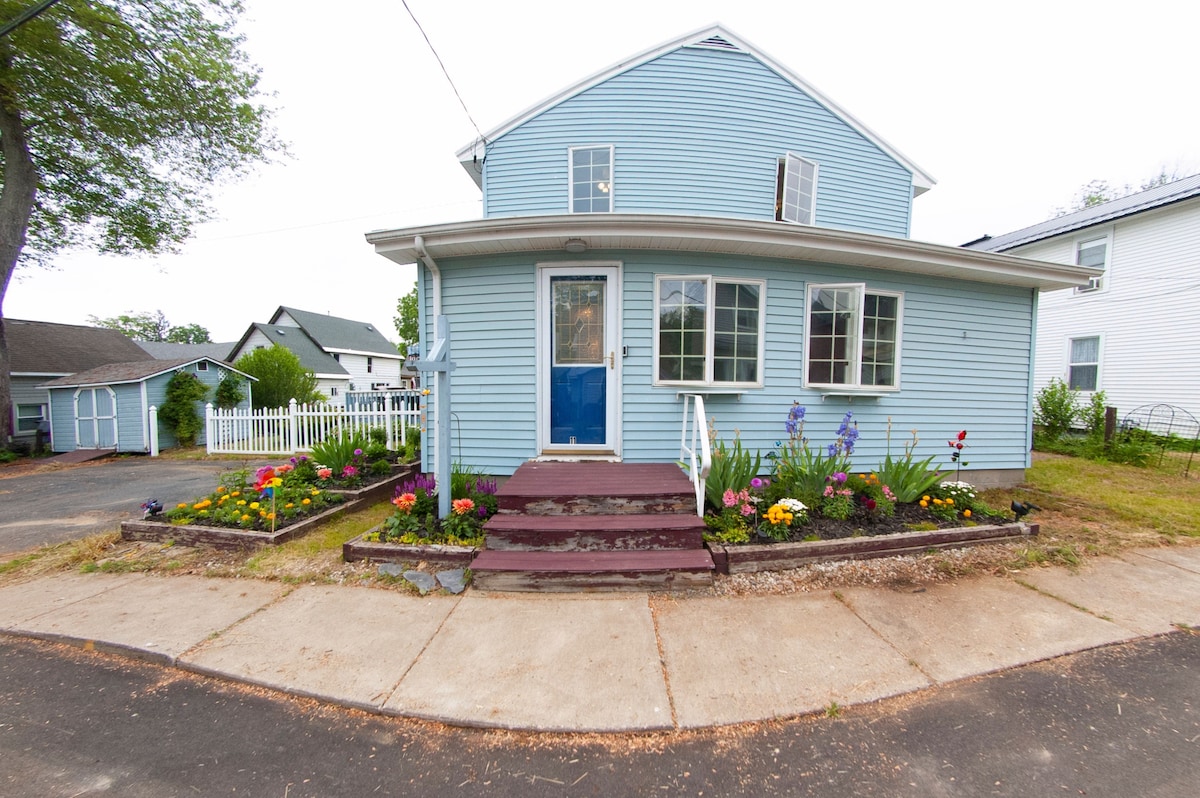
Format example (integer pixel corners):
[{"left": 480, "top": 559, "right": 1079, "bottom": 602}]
[{"left": 778, "top": 498, "right": 808, "bottom": 513}]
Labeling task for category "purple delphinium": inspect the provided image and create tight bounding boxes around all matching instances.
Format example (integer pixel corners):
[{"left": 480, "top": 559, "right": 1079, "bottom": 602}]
[{"left": 785, "top": 403, "right": 806, "bottom": 436}]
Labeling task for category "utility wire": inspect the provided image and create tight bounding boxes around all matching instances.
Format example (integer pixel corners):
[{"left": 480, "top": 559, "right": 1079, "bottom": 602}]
[
  {"left": 0, "top": 0, "right": 62, "bottom": 37},
  {"left": 400, "top": 0, "right": 486, "bottom": 145}
]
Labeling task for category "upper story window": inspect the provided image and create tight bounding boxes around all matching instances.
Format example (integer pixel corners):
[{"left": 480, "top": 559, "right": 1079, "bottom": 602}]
[
  {"left": 805, "top": 283, "right": 902, "bottom": 390},
  {"left": 1068, "top": 336, "right": 1100, "bottom": 391},
  {"left": 1075, "top": 234, "right": 1109, "bottom": 292},
  {"left": 569, "top": 146, "right": 613, "bottom": 213},
  {"left": 196, "top": 361, "right": 208, "bottom": 372},
  {"left": 776, "top": 152, "right": 818, "bottom": 225},
  {"left": 367, "top": 356, "right": 374, "bottom": 373},
  {"left": 655, "top": 275, "right": 764, "bottom": 387}
]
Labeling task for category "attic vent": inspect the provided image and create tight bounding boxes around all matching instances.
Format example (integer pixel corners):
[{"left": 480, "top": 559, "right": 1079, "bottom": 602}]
[
  {"left": 366, "top": 325, "right": 373, "bottom": 331},
  {"left": 275, "top": 329, "right": 286, "bottom": 335},
  {"left": 691, "top": 35, "right": 741, "bottom": 52}
]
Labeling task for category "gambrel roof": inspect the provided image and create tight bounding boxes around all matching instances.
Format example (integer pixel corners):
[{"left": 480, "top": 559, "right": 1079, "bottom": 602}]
[
  {"left": 455, "top": 23, "right": 936, "bottom": 197},
  {"left": 968, "top": 173, "right": 1200, "bottom": 252}
]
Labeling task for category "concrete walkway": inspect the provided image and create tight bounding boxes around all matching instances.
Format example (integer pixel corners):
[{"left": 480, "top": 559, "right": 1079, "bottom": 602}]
[{"left": 2, "top": 545, "right": 1199, "bottom": 733}]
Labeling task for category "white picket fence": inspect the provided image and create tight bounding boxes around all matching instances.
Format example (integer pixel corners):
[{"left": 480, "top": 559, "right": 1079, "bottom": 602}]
[{"left": 205, "top": 396, "right": 422, "bottom": 456}]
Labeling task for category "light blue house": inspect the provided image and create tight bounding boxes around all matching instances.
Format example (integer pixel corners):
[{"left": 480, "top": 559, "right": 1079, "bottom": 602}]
[
  {"left": 40, "top": 357, "right": 253, "bottom": 453},
  {"left": 367, "top": 25, "right": 1096, "bottom": 488}
]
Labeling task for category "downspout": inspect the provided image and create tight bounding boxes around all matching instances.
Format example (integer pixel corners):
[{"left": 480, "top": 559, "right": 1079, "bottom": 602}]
[{"left": 414, "top": 235, "right": 441, "bottom": 317}]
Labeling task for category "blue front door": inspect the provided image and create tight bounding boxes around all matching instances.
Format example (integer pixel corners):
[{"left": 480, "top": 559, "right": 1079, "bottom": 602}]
[{"left": 540, "top": 265, "right": 620, "bottom": 454}]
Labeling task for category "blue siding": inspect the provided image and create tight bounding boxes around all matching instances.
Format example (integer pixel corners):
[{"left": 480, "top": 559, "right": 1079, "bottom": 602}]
[
  {"left": 430, "top": 251, "right": 1034, "bottom": 477},
  {"left": 483, "top": 47, "right": 913, "bottom": 236}
]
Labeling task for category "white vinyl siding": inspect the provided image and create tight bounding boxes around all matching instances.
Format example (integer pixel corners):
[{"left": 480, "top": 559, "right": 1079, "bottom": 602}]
[
  {"left": 1075, "top": 235, "right": 1109, "bottom": 292},
  {"left": 654, "top": 275, "right": 764, "bottom": 387},
  {"left": 804, "top": 284, "right": 902, "bottom": 390},
  {"left": 776, "top": 153, "right": 818, "bottom": 225}
]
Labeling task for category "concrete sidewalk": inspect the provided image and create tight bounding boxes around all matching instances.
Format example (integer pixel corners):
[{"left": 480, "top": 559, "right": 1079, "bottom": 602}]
[{"left": 2, "top": 546, "right": 1199, "bottom": 733}]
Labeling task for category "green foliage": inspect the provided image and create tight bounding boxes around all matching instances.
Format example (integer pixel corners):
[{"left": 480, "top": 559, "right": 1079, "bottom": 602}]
[
  {"left": 1034, "top": 378, "right": 1081, "bottom": 441},
  {"left": 235, "top": 346, "right": 323, "bottom": 409},
  {"left": 369, "top": 459, "right": 391, "bottom": 477},
  {"left": 704, "top": 434, "right": 762, "bottom": 510},
  {"left": 367, "top": 426, "right": 388, "bottom": 446},
  {"left": 702, "top": 512, "right": 751, "bottom": 545},
  {"left": 1036, "top": 431, "right": 1155, "bottom": 467},
  {"left": 309, "top": 431, "right": 369, "bottom": 475},
  {"left": 402, "top": 426, "right": 421, "bottom": 462},
  {"left": 772, "top": 437, "right": 850, "bottom": 508},
  {"left": 213, "top": 376, "right": 245, "bottom": 410},
  {"left": 163, "top": 466, "right": 342, "bottom": 530},
  {"left": 157, "top": 370, "right": 208, "bottom": 447},
  {"left": 1083, "top": 390, "right": 1108, "bottom": 437},
  {"left": 0, "top": 449, "right": 19, "bottom": 464},
  {"left": 87, "top": 310, "right": 211, "bottom": 343},
  {"left": 875, "top": 451, "right": 943, "bottom": 503},
  {"left": 394, "top": 286, "right": 419, "bottom": 355}
]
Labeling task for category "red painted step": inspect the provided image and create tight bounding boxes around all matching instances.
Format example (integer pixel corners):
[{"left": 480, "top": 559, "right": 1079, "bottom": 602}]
[
  {"left": 484, "top": 513, "right": 707, "bottom": 551},
  {"left": 470, "top": 549, "right": 715, "bottom": 592}
]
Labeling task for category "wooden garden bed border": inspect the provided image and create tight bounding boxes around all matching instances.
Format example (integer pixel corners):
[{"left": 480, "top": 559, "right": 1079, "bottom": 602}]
[{"left": 706, "top": 522, "right": 1039, "bottom": 574}]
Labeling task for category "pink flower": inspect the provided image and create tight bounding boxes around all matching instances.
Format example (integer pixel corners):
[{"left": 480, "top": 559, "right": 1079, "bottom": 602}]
[
  {"left": 452, "top": 498, "right": 475, "bottom": 516},
  {"left": 740, "top": 503, "right": 754, "bottom": 517},
  {"left": 317, "top": 468, "right": 332, "bottom": 480},
  {"left": 342, "top": 465, "right": 358, "bottom": 478},
  {"left": 722, "top": 489, "right": 737, "bottom": 508}
]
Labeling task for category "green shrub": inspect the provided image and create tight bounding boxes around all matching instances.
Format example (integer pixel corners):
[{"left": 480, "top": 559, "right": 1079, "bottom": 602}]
[
  {"left": 158, "top": 371, "right": 209, "bottom": 447},
  {"left": 1035, "top": 378, "right": 1080, "bottom": 441},
  {"left": 213, "top": 376, "right": 245, "bottom": 410},
  {"left": 1083, "top": 390, "right": 1108, "bottom": 437}
]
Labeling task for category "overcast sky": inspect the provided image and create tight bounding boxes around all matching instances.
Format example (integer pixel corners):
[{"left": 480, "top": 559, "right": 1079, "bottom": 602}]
[{"left": 7, "top": 0, "right": 1198, "bottom": 343}]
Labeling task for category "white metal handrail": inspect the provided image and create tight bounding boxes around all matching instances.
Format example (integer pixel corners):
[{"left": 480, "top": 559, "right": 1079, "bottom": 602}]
[{"left": 680, "top": 393, "right": 712, "bottom": 517}]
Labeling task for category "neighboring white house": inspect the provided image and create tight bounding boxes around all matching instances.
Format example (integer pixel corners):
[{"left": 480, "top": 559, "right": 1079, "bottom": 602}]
[
  {"left": 966, "top": 174, "right": 1200, "bottom": 423},
  {"left": 227, "top": 306, "right": 404, "bottom": 407}
]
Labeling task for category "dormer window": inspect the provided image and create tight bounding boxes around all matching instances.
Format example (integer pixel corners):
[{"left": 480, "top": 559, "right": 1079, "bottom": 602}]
[
  {"left": 776, "top": 152, "right": 818, "bottom": 225},
  {"left": 569, "top": 146, "right": 613, "bottom": 213}
]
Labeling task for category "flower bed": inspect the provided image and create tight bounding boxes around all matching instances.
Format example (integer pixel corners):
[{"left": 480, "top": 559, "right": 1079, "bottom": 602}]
[
  {"left": 122, "top": 502, "right": 356, "bottom": 550},
  {"left": 342, "top": 528, "right": 478, "bottom": 569},
  {"left": 707, "top": 522, "right": 1039, "bottom": 574}
]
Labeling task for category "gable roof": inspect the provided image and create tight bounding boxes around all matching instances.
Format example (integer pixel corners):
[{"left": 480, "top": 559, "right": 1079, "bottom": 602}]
[
  {"left": 968, "top": 173, "right": 1200, "bottom": 253},
  {"left": 137, "top": 341, "right": 238, "bottom": 361},
  {"left": 39, "top": 357, "right": 252, "bottom": 389},
  {"left": 229, "top": 322, "right": 351, "bottom": 377},
  {"left": 8, "top": 319, "right": 155, "bottom": 375},
  {"left": 271, "top": 306, "right": 399, "bottom": 357},
  {"left": 455, "top": 23, "right": 936, "bottom": 197}
]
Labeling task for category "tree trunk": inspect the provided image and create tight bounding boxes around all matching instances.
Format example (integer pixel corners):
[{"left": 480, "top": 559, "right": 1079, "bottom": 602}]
[{"left": 0, "top": 47, "right": 41, "bottom": 446}]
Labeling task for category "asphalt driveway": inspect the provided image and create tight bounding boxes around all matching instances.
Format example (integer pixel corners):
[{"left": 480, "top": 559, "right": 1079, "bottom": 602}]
[{"left": 0, "top": 455, "right": 273, "bottom": 557}]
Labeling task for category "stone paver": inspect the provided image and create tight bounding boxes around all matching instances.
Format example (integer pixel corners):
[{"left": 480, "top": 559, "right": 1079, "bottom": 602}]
[
  {"left": 1018, "top": 551, "right": 1200, "bottom": 636},
  {"left": 839, "top": 575, "right": 1134, "bottom": 683},
  {"left": 184, "top": 585, "right": 460, "bottom": 708},
  {"left": 7, "top": 574, "right": 283, "bottom": 659},
  {"left": 386, "top": 593, "right": 670, "bottom": 732},
  {"left": 654, "top": 593, "right": 931, "bottom": 728}
]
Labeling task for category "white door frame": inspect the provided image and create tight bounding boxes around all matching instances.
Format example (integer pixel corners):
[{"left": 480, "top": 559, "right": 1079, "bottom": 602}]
[{"left": 535, "top": 262, "right": 622, "bottom": 457}]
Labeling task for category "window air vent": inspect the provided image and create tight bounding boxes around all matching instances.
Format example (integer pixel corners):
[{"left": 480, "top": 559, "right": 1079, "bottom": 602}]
[{"left": 691, "top": 35, "right": 741, "bottom": 52}]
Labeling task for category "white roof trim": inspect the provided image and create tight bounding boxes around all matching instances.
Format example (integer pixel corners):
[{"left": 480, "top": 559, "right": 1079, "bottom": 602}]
[
  {"left": 454, "top": 23, "right": 935, "bottom": 197},
  {"left": 366, "top": 213, "right": 1095, "bottom": 291}
]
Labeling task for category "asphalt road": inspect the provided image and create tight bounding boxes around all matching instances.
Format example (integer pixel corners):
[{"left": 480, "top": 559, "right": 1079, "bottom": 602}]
[
  {"left": 0, "top": 456, "right": 272, "bottom": 556},
  {"left": 1, "top": 632, "right": 1197, "bottom": 797}
]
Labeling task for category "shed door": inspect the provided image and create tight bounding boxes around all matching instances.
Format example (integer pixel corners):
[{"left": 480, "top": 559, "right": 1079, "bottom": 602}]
[
  {"left": 75, "top": 387, "right": 117, "bottom": 449},
  {"left": 538, "top": 265, "right": 620, "bottom": 455}
]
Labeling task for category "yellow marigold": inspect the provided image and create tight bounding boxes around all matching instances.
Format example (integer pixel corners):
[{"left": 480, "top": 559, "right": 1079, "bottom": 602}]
[
  {"left": 310, "top": 489, "right": 320, "bottom": 496},
  {"left": 249, "top": 502, "right": 260, "bottom": 510},
  {"left": 301, "top": 498, "right": 311, "bottom": 505},
  {"left": 216, "top": 486, "right": 226, "bottom": 494},
  {"left": 285, "top": 503, "right": 294, "bottom": 509},
  {"left": 922, "top": 495, "right": 931, "bottom": 502},
  {"left": 963, "top": 509, "right": 972, "bottom": 518},
  {"left": 919, "top": 499, "right": 928, "bottom": 508},
  {"left": 231, "top": 491, "right": 241, "bottom": 498},
  {"left": 177, "top": 502, "right": 188, "bottom": 508},
  {"left": 240, "top": 514, "right": 251, "bottom": 522},
  {"left": 945, "top": 498, "right": 954, "bottom": 505},
  {"left": 266, "top": 512, "right": 276, "bottom": 520},
  {"left": 236, "top": 500, "right": 246, "bottom": 506}
]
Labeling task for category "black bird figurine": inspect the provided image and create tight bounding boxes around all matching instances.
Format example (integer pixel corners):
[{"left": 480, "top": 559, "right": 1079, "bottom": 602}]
[{"left": 1011, "top": 500, "right": 1041, "bottom": 522}]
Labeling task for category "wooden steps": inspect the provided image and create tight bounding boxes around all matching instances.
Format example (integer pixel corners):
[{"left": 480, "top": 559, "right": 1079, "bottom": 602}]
[{"left": 474, "top": 462, "right": 714, "bottom": 592}]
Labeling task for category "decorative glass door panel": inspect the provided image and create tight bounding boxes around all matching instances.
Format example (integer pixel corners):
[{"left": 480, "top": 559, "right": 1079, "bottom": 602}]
[{"left": 551, "top": 276, "right": 607, "bottom": 445}]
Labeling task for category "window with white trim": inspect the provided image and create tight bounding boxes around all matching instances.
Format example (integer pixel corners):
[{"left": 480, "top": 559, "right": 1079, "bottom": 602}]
[
  {"left": 776, "top": 152, "right": 818, "bottom": 225},
  {"left": 16, "top": 403, "right": 45, "bottom": 433},
  {"left": 367, "top": 357, "right": 374, "bottom": 373},
  {"left": 1068, "top": 336, "right": 1100, "bottom": 391},
  {"left": 804, "top": 284, "right": 902, "bottom": 389},
  {"left": 655, "top": 276, "right": 764, "bottom": 386},
  {"left": 1075, "top": 235, "right": 1108, "bottom": 292},
  {"left": 569, "top": 146, "right": 613, "bottom": 213}
]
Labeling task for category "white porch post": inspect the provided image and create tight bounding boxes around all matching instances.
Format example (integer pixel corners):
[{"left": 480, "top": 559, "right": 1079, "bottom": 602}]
[
  {"left": 415, "top": 315, "right": 455, "bottom": 519},
  {"left": 149, "top": 405, "right": 160, "bottom": 457}
]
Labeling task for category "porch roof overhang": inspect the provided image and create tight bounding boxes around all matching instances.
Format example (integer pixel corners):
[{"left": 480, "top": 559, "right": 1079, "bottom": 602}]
[{"left": 366, "top": 214, "right": 1097, "bottom": 291}]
